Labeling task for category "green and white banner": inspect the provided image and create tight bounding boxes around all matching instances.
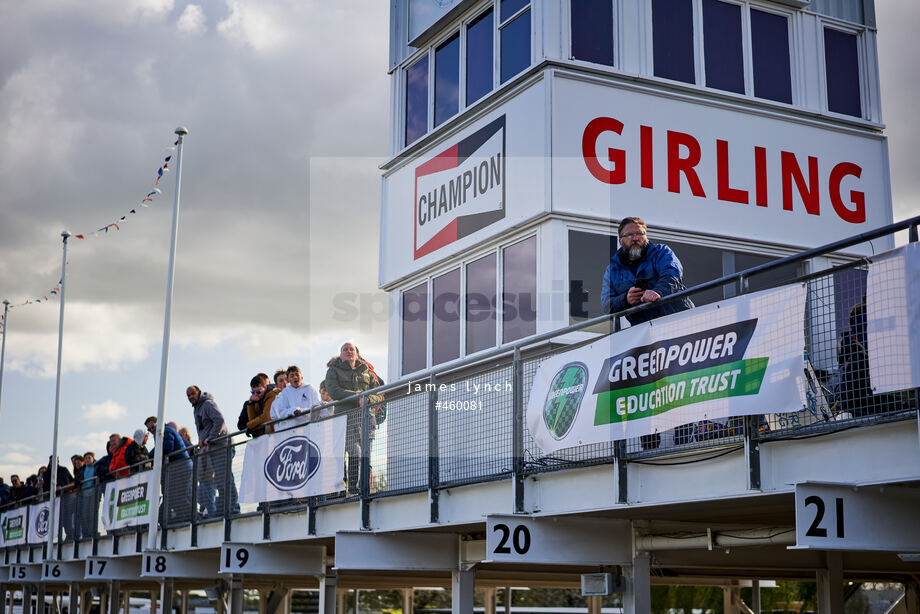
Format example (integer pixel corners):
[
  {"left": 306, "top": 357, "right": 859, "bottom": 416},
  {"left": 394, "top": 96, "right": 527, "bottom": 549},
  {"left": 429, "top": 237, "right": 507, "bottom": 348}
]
[
  {"left": 102, "top": 472, "right": 155, "bottom": 531},
  {"left": 0, "top": 507, "right": 28, "bottom": 547},
  {"left": 528, "top": 285, "right": 806, "bottom": 452}
]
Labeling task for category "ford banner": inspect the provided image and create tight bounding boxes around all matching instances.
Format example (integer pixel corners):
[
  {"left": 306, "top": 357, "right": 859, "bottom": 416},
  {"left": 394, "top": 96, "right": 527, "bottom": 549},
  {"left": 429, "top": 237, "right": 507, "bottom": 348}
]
[
  {"left": 239, "top": 415, "right": 346, "bottom": 503},
  {"left": 527, "top": 285, "right": 806, "bottom": 452},
  {"left": 27, "top": 500, "right": 60, "bottom": 544}
]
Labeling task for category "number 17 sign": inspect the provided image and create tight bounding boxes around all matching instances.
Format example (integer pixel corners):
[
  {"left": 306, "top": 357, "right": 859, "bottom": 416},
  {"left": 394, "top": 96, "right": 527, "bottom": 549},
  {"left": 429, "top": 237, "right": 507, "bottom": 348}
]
[{"left": 792, "top": 482, "right": 920, "bottom": 551}]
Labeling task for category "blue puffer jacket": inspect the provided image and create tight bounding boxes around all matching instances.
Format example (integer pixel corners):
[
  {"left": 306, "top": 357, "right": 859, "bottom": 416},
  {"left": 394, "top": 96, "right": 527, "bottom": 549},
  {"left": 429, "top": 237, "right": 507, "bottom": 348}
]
[{"left": 601, "top": 242, "right": 694, "bottom": 324}]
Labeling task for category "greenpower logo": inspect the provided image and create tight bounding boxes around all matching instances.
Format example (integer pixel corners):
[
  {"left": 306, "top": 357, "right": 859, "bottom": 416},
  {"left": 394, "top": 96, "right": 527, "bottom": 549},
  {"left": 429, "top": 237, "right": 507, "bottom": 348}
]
[
  {"left": 2, "top": 514, "right": 24, "bottom": 540},
  {"left": 115, "top": 483, "right": 150, "bottom": 521},
  {"left": 542, "top": 362, "right": 589, "bottom": 440},
  {"left": 592, "top": 319, "right": 767, "bottom": 424}
]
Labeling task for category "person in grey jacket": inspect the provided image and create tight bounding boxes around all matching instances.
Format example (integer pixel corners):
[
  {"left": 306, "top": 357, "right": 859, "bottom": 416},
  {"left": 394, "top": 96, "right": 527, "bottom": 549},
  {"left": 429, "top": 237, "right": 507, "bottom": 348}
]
[{"left": 186, "top": 386, "right": 238, "bottom": 516}]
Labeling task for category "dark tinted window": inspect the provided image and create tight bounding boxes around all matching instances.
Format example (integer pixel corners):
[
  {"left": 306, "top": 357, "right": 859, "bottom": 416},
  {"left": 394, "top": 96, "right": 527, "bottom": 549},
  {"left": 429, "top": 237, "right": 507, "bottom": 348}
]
[
  {"left": 503, "top": 237, "right": 537, "bottom": 343},
  {"left": 466, "top": 9, "right": 494, "bottom": 106},
  {"left": 734, "top": 252, "right": 803, "bottom": 293},
  {"left": 406, "top": 56, "right": 429, "bottom": 146},
  {"left": 466, "top": 254, "right": 497, "bottom": 353},
  {"left": 402, "top": 282, "right": 428, "bottom": 374},
  {"left": 501, "top": 0, "right": 529, "bottom": 22},
  {"left": 665, "top": 241, "right": 724, "bottom": 307},
  {"left": 568, "top": 231, "right": 616, "bottom": 322},
  {"left": 571, "top": 0, "right": 614, "bottom": 66},
  {"left": 703, "top": 0, "right": 744, "bottom": 94},
  {"left": 501, "top": 9, "right": 531, "bottom": 83},
  {"left": 751, "top": 9, "right": 792, "bottom": 103},
  {"left": 824, "top": 28, "right": 862, "bottom": 117},
  {"left": 432, "top": 269, "right": 461, "bottom": 365},
  {"left": 652, "top": 0, "right": 695, "bottom": 84},
  {"left": 435, "top": 33, "right": 460, "bottom": 127}
]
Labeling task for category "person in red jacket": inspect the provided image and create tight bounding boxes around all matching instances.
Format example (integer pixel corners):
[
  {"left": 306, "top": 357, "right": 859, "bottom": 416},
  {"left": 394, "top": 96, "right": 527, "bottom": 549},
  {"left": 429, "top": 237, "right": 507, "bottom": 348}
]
[{"left": 107, "top": 433, "right": 134, "bottom": 479}]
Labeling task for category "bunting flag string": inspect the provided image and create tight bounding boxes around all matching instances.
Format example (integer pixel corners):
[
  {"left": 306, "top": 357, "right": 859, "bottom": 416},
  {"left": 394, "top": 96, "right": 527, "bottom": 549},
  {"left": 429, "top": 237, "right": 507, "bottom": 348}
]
[
  {"left": 73, "top": 138, "right": 177, "bottom": 239},
  {"left": 1, "top": 135, "right": 179, "bottom": 328}
]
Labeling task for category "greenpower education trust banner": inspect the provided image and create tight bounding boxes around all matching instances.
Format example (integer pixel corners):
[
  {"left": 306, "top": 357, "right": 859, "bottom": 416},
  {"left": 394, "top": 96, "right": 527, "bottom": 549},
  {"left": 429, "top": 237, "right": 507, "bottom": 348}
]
[
  {"left": 527, "top": 285, "right": 806, "bottom": 452},
  {"left": 102, "top": 472, "right": 155, "bottom": 531},
  {"left": 0, "top": 507, "right": 27, "bottom": 547}
]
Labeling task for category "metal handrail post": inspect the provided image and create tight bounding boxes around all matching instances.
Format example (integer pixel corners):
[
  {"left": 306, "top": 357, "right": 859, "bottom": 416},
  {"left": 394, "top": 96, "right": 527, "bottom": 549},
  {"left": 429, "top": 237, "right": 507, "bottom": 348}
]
[
  {"left": 428, "top": 374, "right": 440, "bottom": 523},
  {"left": 512, "top": 347, "right": 525, "bottom": 514},
  {"left": 360, "top": 393, "right": 371, "bottom": 530}
]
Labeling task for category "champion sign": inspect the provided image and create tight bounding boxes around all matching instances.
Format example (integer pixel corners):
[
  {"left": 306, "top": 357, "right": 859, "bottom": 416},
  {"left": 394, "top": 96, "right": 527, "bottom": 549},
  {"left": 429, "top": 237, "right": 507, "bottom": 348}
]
[
  {"left": 263, "top": 436, "right": 321, "bottom": 491},
  {"left": 414, "top": 115, "right": 506, "bottom": 259},
  {"left": 35, "top": 508, "right": 50, "bottom": 538}
]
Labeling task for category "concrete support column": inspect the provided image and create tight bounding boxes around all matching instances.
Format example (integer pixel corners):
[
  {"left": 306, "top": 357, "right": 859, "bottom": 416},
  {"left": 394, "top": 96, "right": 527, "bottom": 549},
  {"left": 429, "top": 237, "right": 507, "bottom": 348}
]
[
  {"left": 161, "top": 579, "right": 175, "bottom": 614},
  {"left": 482, "top": 588, "right": 495, "bottom": 614},
  {"left": 108, "top": 581, "right": 120, "bottom": 614},
  {"left": 751, "top": 580, "right": 761, "bottom": 614},
  {"left": 586, "top": 595, "right": 602, "bottom": 614},
  {"left": 623, "top": 553, "right": 651, "bottom": 614},
  {"left": 121, "top": 589, "right": 130, "bottom": 614},
  {"left": 229, "top": 576, "right": 244, "bottom": 614},
  {"left": 402, "top": 588, "right": 414, "bottom": 614},
  {"left": 37, "top": 583, "right": 46, "bottom": 614},
  {"left": 282, "top": 588, "right": 293, "bottom": 614},
  {"left": 904, "top": 580, "right": 920, "bottom": 613},
  {"left": 503, "top": 587, "right": 511, "bottom": 614},
  {"left": 68, "top": 584, "right": 78, "bottom": 614},
  {"left": 258, "top": 589, "right": 266, "bottom": 614},
  {"left": 180, "top": 590, "right": 190, "bottom": 614},
  {"left": 320, "top": 570, "right": 337, "bottom": 614},
  {"left": 23, "top": 585, "right": 34, "bottom": 614},
  {"left": 816, "top": 552, "right": 843, "bottom": 614},
  {"left": 336, "top": 589, "right": 346, "bottom": 614},
  {"left": 451, "top": 571, "right": 474, "bottom": 614},
  {"left": 722, "top": 587, "right": 741, "bottom": 614},
  {"left": 151, "top": 589, "right": 159, "bottom": 614}
]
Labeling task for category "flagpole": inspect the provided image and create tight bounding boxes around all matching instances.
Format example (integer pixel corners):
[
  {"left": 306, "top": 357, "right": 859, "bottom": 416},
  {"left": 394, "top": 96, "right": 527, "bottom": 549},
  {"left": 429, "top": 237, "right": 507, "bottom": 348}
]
[
  {"left": 48, "top": 230, "right": 71, "bottom": 556},
  {"left": 0, "top": 298, "right": 9, "bottom": 422},
  {"left": 147, "top": 126, "right": 188, "bottom": 552}
]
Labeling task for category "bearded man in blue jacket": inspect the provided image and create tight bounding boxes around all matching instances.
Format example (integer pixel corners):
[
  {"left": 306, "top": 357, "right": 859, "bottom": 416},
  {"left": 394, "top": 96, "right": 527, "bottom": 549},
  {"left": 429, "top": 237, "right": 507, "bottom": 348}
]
[{"left": 601, "top": 216, "right": 694, "bottom": 324}]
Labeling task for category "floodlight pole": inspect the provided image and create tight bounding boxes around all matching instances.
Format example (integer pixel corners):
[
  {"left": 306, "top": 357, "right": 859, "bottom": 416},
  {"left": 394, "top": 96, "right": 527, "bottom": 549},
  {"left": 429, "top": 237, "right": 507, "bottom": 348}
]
[
  {"left": 0, "top": 298, "right": 9, "bottom": 422},
  {"left": 48, "top": 230, "right": 71, "bottom": 555},
  {"left": 147, "top": 126, "right": 189, "bottom": 551}
]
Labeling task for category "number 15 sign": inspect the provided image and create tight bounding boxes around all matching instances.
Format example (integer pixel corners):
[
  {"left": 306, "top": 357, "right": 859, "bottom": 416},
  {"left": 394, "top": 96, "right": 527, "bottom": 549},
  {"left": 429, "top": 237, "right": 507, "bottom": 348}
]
[{"left": 793, "top": 482, "right": 920, "bottom": 551}]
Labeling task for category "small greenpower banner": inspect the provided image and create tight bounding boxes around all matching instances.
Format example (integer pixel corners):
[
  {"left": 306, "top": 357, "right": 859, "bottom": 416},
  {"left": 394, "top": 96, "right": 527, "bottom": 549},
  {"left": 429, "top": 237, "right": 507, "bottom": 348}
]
[
  {"left": 102, "top": 472, "right": 155, "bottom": 531},
  {"left": 0, "top": 507, "right": 28, "bottom": 547},
  {"left": 527, "top": 285, "right": 806, "bottom": 452}
]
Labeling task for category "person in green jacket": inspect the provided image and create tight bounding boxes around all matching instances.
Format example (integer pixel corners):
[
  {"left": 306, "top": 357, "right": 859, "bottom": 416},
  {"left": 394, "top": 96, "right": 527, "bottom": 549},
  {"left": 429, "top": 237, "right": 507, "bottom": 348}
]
[{"left": 325, "top": 342, "right": 384, "bottom": 494}]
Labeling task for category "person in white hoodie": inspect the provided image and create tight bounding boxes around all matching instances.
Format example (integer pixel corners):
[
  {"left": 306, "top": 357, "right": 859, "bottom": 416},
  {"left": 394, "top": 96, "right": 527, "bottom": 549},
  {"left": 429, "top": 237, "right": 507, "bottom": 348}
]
[{"left": 270, "top": 365, "right": 321, "bottom": 429}]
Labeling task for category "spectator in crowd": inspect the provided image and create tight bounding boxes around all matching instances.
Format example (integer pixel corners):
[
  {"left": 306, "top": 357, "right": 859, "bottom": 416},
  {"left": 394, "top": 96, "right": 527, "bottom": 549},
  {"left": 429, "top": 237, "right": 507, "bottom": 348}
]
[
  {"left": 270, "top": 365, "right": 320, "bottom": 428},
  {"left": 42, "top": 456, "right": 75, "bottom": 540},
  {"left": 187, "top": 385, "right": 238, "bottom": 516},
  {"left": 273, "top": 369, "right": 288, "bottom": 390},
  {"left": 601, "top": 216, "right": 694, "bottom": 324},
  {"left": 0, "top": 477, "right": 9, "bottom": 506},
  {"left": 108, "top": 433, "right": 134, "bottom": 479},
  {"left": 325, "top": 342, "right": 384, "bottom": 494},
  {"left": 94, "top": 441, "right": 114, "bottom": 483},
  {"left": 319, "top": 381, "right": 333, "bottom": 405},
  {"left": 178, "top": 426, "right": 194, "bottom": 449},
  {"left": 837, "top": 296, "right": 876, "bottom": 417},
  {"left": 70, "top": 455, "right": 84, "bottom": 483},
  {"left": 241, "top": 373, "right": 281, "bottom": 437},
  {"left": 24, "top": 475, "right": 39, "bottom": 500},
  {"left": 127, "top": 428, "right": 152, "bottom": 472},
  {"left": 145, "top": 416, "right": 193, "bottom": 522},
  {"left": 77, "top": 452, "right": 98, "bottom": 539},
  {"left": 9, "top": 475, "right": 25, "bottom": 503},
  {"left": 41, "top": 456, "right": 74, "bottom": 494}
]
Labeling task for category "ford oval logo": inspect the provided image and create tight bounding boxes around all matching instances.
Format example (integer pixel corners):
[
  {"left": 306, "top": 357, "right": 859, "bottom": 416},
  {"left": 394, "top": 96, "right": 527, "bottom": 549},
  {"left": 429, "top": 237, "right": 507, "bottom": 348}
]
[{"left": 263, "top": 436, "right": 321, "bottom": 491}]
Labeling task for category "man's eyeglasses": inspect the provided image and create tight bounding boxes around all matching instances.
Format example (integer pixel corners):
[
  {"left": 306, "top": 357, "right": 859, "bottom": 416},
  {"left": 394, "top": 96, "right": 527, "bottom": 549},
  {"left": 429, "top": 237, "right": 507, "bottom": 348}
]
[{"left": 621, "top": 231, "right": 646, "bottom": 240}]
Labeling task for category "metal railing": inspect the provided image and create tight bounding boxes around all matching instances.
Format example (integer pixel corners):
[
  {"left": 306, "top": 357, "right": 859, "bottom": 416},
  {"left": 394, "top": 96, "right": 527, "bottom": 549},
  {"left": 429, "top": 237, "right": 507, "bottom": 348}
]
[{"left": 1, "top": 215, "right": 918, "bottom": 547}]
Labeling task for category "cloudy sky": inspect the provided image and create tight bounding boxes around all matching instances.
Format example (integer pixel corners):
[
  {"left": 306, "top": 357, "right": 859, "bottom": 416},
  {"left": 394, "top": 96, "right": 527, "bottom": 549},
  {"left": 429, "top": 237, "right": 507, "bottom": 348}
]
[{"left": 0, "top": 1, "right": 918, "bottom": 479}]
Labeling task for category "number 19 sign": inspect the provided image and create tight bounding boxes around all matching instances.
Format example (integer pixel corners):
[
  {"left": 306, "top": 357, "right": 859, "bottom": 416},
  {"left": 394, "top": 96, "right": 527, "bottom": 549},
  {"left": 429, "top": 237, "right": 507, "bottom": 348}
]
[{"left": 793, "top": 482, "right": 920, "bottom": 551}]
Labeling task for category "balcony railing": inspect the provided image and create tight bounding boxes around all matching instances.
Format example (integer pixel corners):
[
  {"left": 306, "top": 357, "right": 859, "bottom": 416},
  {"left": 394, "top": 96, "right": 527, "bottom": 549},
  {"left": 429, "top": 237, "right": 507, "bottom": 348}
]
[{"left": 2, "top": 215, "right": 918, "bottom": 548}]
